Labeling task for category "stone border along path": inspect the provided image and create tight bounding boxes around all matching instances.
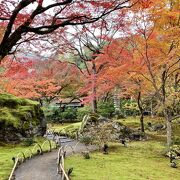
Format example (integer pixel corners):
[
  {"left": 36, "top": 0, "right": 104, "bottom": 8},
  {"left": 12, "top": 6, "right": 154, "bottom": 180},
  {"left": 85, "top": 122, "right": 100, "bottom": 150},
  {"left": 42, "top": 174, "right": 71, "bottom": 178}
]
[{"left": 14, "top": 135, "right": 96, "bottom": 180}]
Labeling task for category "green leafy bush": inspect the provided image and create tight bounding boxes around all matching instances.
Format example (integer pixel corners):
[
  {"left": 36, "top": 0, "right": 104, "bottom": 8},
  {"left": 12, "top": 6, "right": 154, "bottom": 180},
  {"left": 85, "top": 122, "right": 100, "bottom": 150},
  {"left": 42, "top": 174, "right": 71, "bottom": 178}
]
[
  {"left": 61, "top": 108, "right": 77, "bottom": 121},
  {"left": 98, "top": 101, "right": 115, "bottom": 118},
  {"left": 82, "top": 151, "right": 90, "bottom": 159},
  {"left": 22, "top": 138, "right": 35, "bottom": 146},
  {"left": 43, "top": 106, "right": 56, "bottom": 120},
  {"left": 80, "top": 135, "right": 93, "bottom": 146},
  {"left": 44, "top": 106, "right": 78, "bottom": 123},
  {"left": 77, "top": 106, "right": 91, "bottom": 120},
  {"left": 44, "top": 106, "right": 60, "bottom": 123}
]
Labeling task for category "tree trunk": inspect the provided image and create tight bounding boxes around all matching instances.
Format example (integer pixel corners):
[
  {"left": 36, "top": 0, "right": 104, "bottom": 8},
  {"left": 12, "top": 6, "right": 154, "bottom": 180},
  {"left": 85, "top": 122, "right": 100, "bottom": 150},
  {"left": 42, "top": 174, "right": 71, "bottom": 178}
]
[
  {"left": 91, "top": 80, "right": 97, "bottom": 113},
  {"left": 150, "top": 100, "right": 154, "bottom": 118},
  {"left": 91, "top": 62, "right": 97, "bottom": 113},
  {"left": 0, "top": 55, "right": 3, "bottom": 62},
  {"left": 39, "top": 99, "right": 43, "bottom": 107},
  {"left": 164, "top": 110, "right": 173, "bottom": 148},
  {"left": 92, "top": 95, "right": 97, "bottom": 113},
  {"left": 113, "top": 87, "right": 122, "bottom": 118},
  {"left": 137, "top": 91, "right": 145, "bottom": 133},
  {"left": 166, "top": 119, "right": 172, "bottom": 148},
  {"left": 113, "top": 92, "right": 120, "bottom": 115},
  {"left": 140, "top": 113, "right": 145, "bottom": 133}
]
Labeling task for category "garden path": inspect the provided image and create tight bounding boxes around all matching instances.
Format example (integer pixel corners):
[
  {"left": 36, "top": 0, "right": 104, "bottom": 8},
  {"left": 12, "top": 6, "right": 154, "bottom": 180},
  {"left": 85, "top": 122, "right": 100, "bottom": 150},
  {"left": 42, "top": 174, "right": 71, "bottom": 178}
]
[{"left": 14, "top": 136, "right": 96, "bottom": 180}]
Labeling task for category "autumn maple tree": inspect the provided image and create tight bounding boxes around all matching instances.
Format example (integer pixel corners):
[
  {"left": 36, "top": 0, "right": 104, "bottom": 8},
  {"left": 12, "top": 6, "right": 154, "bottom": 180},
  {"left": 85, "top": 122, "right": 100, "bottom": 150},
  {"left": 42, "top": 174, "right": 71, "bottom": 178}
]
[
  {"left": 125, "top": 0, "right": 180, "bottom": 147},
  {"left": 0, "top": 0, "right": 139, "bottom": 61},
  {"left": 95, "top": 38, "right": 134, "bottom": 116},
  {"left": 0, "top": 56, "right": 82, "bottom": 104},
  {"left": 56, "top": 15, "right": 129, "bottom": 113},
  {"left": 91, "top": 0, "right": 179, "bottom": 142}
]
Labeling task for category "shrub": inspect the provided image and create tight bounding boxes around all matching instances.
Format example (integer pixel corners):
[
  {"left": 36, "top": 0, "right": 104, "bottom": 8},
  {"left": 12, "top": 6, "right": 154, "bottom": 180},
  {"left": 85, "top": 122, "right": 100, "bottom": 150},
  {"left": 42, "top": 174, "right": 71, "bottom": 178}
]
[
  {"left": 44, "top": 106, "right": 78, "bottom": 123},
  {"left": 43, "top": 106, "right": 59, "bottom": 122},
  {"left": 22, "top": 138, "right": 35, "bottom": 146},
  {"left": 82, "top": 151, "right": 90, "bottom": 159},
  {"left": 77, "top": 106, "right": 91, "bottom": 120},
  {"left": 80, "top": 136, "right": 93, "bottom": 146},
  {"left": 98, "top": 101, "right": 115, "bottom": 118},
  {"left": 61, "top": 108, "right": 77, "bottom": 121}
]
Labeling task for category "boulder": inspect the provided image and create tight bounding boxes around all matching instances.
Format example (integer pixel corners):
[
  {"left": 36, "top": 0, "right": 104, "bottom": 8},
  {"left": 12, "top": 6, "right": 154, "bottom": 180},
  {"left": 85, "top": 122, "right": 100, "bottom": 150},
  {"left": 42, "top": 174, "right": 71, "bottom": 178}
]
[
  {"left": 129, "top": 132, "right": 144, "bottom": 141},
  {"left": 153, "top": 124, "right": 166, "bottom": 131},
  {"left": 166, "top": 145, "right": 180, "bottom": 159},
  {"left": 79, "top": 114, "right": 145, "bottom": 143},
  {"left": 98, "top": 116, "right": 109, "bottom": 122},
  {"left": 0, "top": 93, "right": 46, "bottom": 142},
  {"left": 147, "top": 122, "right": 166, "bottom": 131}
]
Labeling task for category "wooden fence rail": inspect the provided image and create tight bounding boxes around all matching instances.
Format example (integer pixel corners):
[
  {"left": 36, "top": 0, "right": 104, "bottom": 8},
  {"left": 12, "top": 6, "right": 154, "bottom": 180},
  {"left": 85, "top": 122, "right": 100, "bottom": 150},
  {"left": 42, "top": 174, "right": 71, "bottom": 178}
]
[
  {"left": 57, "top": 141, "right": 82, "bottom": 180},
  {"left": 8, "top": 139, "right": 57, "bottom": 180},
  {"left": 8, "top": 158, "right": 19, "bottom": 180},
  {"left": 41, "top": 139, "right": 52, "bottom": 152},
  {"left": 9, "top": 135, "right": 81, "bottom": 180},
  {"left": 57, "top": 147, "right": 69, "bottom": 180},
  {"left": 24, "top": 149, "right": 33, "bottom": 158},
  {"left": 60, "top": 156, "right": 69, "bottom": 180}
]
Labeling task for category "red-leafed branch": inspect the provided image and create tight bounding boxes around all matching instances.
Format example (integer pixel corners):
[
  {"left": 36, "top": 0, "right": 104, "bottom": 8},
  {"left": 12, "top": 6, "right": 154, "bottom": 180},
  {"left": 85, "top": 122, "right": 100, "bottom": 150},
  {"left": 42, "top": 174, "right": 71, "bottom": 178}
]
[{"left": 0, "top": 0, "right": 137, "bottom": 61}]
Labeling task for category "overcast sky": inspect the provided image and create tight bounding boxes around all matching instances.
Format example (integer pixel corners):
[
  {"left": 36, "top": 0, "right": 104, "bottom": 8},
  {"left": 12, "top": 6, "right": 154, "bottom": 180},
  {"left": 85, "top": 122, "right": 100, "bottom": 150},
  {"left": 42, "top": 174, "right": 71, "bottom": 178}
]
[{"left": 0, "top": 0, "right": 56, "bottom": 12}]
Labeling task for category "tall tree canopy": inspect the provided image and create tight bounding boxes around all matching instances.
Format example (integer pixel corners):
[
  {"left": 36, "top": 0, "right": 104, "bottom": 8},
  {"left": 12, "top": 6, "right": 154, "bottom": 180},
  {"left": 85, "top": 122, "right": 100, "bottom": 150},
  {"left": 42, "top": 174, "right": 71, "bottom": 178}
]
[{"left": 0, "top": 0, "right": 139, "bottom": 61}]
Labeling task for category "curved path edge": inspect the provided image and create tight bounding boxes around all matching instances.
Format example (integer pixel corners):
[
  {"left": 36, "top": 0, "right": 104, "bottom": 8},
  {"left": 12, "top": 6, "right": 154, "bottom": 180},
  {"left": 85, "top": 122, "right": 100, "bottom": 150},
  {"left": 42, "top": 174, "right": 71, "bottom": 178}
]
[{"left": 14, "top": 138, "right": 96, "bottom": 180}]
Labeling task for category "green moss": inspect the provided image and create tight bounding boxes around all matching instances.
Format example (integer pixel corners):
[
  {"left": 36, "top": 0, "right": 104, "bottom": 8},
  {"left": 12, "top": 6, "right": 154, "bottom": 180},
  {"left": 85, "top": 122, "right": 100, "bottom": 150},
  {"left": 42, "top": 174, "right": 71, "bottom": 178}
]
[
  {"left": 0, "top": 93, "right": 39, "bottom": 108},
  {"left": 0, "top": 137, "right": 56, "bottom": 180},
  {"left": 0, "top": 94, "right": 40, "bottom": 125},
  {"left": 0, "top": 94, "right": 23, "bottom": 108},
  {"left": 0, "top": 107, "right": 20, "bottom": 127},
  {"left": 66, "top": 141, "right": 180, "bottom": 180},
  {"left": 49, "top": 122, "right": 81, "bottom": 138},
  {"left": 64, "top": 116, "right": 180, "bottom": 179},
  {"left": 0, "top": 93, "right": 44, "bottom": 141}
]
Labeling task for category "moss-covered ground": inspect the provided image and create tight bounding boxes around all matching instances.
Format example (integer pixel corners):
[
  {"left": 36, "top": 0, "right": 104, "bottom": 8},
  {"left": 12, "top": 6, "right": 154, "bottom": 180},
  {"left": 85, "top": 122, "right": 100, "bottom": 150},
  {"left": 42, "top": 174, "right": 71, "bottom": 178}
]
[
  {"left": 116, "top": 116, "right": 180, "bottom": 143},
  {"left": 65, "top": 116, "right": 180, "bottom": 180},
  {"left": 66, "top": 141, "right": 180, "bottom": 180},
  {"left": 0, "top": 137, "right": 56, "bottom": 180},
  {"left": 1, "top": 116, "right": 179, "bottom": 180},
  {"left": 48, "top": 122, "right": 81, "bottom": 138},
  {"left": 0, "top": 93, "right": 41, "bottom": 129}
]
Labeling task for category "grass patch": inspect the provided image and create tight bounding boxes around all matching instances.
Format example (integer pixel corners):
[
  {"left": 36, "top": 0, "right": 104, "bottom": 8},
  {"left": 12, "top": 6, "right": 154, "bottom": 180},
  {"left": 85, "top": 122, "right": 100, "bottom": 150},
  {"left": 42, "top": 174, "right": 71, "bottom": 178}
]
[
  {"left": 116, "top": 116, "right": 180, "bottom": 142},
  {"left": 48, "top": 123, "right": 75, "bottom": 132},
  {"left": 115, "top": 116, "right": 165, "bottom": 129},
  {"left": 0, "top": 137, "right": 56, "bottom": 180},
  {"left": 65, "top": 116, "right": 180, "bottom": 180},
  {"left": 66, "top": 141, "right": 180, "bottom": 180},
  {"left": 48, "top": 122, "right": 81, "bottom": 138}
]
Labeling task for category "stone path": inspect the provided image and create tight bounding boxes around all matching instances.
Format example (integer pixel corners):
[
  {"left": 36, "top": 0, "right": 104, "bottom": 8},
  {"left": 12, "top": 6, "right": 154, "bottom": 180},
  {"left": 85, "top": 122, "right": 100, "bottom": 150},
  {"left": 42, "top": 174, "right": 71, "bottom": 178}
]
[{"left": 14, "top": 136, "right": 96, "bottom": 180}]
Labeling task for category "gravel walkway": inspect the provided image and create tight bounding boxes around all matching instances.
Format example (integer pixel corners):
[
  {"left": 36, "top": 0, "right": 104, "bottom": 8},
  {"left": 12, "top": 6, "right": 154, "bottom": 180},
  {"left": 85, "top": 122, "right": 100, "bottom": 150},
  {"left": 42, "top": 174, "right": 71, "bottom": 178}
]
[{"left": 14, "top": 137, "right": 96, "bottom": 180}]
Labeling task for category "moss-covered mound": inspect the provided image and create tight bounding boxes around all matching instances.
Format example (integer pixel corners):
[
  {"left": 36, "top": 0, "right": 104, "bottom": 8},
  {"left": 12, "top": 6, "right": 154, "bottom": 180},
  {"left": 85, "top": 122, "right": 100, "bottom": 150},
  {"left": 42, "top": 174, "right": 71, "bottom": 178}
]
[{"left": 0, "top": 94, "right": 46, "bottom": 142}]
